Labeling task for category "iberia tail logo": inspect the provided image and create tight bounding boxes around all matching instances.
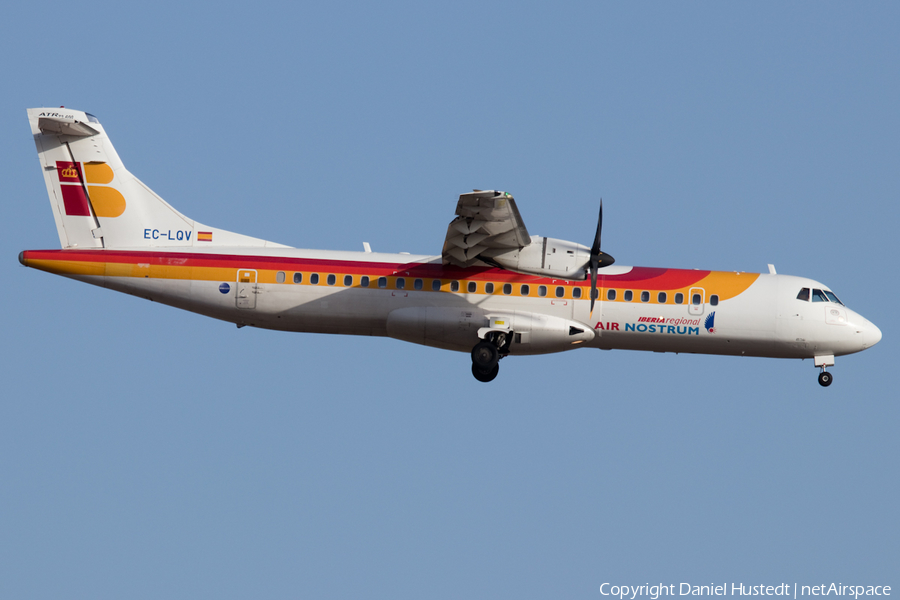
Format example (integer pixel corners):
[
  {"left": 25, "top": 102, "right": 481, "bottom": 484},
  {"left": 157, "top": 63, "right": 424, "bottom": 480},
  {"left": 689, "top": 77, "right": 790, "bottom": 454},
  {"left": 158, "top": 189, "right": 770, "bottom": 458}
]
[
  {"left": 705, "top": 311, "right": 716, "bottom": 333},
  {"left": 56, "top": 161, "right": 126, "bottom": 218}
]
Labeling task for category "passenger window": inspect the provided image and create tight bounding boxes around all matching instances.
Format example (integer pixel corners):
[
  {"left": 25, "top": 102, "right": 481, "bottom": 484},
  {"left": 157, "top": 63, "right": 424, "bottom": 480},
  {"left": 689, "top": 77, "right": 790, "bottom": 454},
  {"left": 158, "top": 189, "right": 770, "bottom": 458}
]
[
  {"left": 378, "top": 277, "right": 387, "bottom": 288},
  {"left": 360, "top": 276, "right": 370, "bottom": 288},
  {"left": 276, "top": 271, "right": 285, "bottom": 283},
  {"left": 396, "top": 278, "right": 405, "bottom": 290},
  {"left": 675, "top": 292, "right": 684, "bottom": 304},
  {"left": 572, "top": 287, "right": 581, "bottom": 299},
  {"left": 692, "top": 293, "right": 701, "bottom": 305},
  {"left": 432, "top": 279, "right": 441, "bottom": 291},
  {"left": 310, "top": 273, "right": 320, "bottom": 285},
  {"left": 824, "top": 291, "right": 843, "bottom": 305},
  {"left": 641, "top": 291, "right": 650, "bottom": 302},
  {"left": 521, "top": 284, "right": 530, "bottom": 296},
  {"left": 344, "top": 275, "right": 353, "bottom": 286},
  {"left": 607, "top": 289, "right": 616, "bottom": 301},
  {"left": 624, "top": 290, "right": 633, "bottom": 302},
  {"left": 503, "top": 283, "right": 512, "bottom": 295},
  {"left": 467, "top": 281, "right": 477, "bottom": 293},
  {"left": 293, "top": 272, "right": 303, "bottom": 284},
  {"left": 592, "top": 288, "right": 599, "bottom": 300},
  {"left": 555, "top": 286, "right": 564, "bottom": 298},
  {"left": 797, "top": 288, "right": 810, "bottom": 301},
  {"left": 485, "top": 282, "right": 494, "bottom": 294},
  {"left": 414, "top": 278, "right": 423, "bottom": 290},
  {"left": 812, "top": 289, "right": 828, "bottom": 302},
  {"left": 538, "top": 285, "right": 547, "bottom": 297},
  {"left": 658, "top": 292, "right": 667, "bottom": 303},
  {"left": 327, "top": 274, "right": 336, "bottom": 285},
  {"left": 451, "top": 281, "right": 460, "bottom": 292},
  {"left": 710, "top": 295, "right": 719, "bottom": 306}
]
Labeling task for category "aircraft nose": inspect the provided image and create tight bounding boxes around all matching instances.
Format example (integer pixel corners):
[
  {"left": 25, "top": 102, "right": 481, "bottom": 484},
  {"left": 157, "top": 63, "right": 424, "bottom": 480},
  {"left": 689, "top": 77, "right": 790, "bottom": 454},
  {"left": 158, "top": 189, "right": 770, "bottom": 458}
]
[{"left": 864, "top": 320, "right": 882, "bottom": 348}]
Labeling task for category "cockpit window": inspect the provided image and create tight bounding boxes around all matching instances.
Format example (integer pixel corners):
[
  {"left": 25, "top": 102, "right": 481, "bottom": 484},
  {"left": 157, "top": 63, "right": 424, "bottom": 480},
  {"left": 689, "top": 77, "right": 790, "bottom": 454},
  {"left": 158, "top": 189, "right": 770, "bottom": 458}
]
[
  {"left": 797, "top": 288, "right": 809, "bottom": 301},
  {"left": 811, "top": 289, "right": 828, "bottom": 302},
  {"left": 824, "top": 291, "right": 844, "bottom": 305}
]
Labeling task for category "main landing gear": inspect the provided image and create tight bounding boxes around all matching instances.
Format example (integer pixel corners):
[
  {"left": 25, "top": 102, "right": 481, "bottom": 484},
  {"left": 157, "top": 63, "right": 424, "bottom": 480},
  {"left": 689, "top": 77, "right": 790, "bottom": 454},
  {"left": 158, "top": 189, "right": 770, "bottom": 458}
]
[
  {"left": 470, "top": 332, "right": 512, "bottom": 383},
  {"left": 818, "top": 370, "right": 833, "bottom": 387}
]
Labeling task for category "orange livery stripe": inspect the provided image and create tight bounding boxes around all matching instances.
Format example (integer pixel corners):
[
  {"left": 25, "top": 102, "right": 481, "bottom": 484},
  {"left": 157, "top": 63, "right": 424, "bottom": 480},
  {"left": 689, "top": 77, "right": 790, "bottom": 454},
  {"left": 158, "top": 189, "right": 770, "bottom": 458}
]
[{"left": 19, "top": 250, "right": 760, "bottom": 302}]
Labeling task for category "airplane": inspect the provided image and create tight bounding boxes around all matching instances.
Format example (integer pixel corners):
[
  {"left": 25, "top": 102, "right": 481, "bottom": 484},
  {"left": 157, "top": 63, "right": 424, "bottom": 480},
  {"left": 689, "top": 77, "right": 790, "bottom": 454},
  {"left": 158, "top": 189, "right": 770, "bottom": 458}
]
[{"left": 19, "top": 107, "right": 882, "bottom": 386}]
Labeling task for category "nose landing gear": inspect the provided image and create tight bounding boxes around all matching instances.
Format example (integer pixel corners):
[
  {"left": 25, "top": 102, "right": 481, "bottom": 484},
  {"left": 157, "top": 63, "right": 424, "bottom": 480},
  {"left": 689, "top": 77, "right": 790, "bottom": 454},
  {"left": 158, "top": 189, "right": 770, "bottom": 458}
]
[
  {"left": 470, "top": 331, "right": 511, "bottom": 383},
  {"left": 814, "top": 354, "right": 835, "bottom": 387}
]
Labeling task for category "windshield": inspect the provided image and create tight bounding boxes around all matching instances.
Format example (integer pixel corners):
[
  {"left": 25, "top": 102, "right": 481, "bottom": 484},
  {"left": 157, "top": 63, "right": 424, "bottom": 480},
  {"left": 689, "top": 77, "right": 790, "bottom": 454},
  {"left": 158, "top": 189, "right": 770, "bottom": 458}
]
[
  {"left": 824, "top": 290, "right": 844, "bottom": 305},
  {"left": 800, "top": 287, "right": 846, "bottom": 305}
]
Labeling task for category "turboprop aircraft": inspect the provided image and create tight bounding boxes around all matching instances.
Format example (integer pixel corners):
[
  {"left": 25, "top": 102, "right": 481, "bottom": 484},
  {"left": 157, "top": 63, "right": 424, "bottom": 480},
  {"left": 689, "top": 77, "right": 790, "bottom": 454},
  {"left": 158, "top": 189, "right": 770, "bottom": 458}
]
[{"left": 19, "top": 107, "right": 881, "bottom": 385}]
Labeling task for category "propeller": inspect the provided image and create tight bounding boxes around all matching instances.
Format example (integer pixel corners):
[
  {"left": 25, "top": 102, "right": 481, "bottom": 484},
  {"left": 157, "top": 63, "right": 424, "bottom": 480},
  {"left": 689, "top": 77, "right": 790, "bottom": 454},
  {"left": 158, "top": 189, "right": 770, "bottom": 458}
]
[{"left": 589, "top": 200, "right": 615, "bottom": 317}]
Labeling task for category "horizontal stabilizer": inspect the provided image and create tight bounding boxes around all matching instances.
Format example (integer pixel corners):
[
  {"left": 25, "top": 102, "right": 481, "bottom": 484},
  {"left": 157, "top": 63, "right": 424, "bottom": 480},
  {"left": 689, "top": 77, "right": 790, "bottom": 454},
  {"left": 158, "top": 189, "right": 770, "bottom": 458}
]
[{"left": 38, "top": 115, "right": 99, "bottom": 137}]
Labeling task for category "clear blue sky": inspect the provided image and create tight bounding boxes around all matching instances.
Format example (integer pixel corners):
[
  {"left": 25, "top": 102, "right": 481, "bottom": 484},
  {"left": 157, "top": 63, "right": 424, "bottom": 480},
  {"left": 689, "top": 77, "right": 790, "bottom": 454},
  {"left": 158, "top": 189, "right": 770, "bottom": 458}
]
[{"left": 2, "top": 2, "right": 897, "bottom": 598}]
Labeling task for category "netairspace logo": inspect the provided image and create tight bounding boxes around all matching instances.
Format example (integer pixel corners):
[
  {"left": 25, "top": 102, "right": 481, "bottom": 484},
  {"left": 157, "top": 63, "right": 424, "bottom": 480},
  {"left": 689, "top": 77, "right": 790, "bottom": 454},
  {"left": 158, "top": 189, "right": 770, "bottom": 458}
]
[{"left": 599, "top": 584, "right": 891, "bottom": 600}]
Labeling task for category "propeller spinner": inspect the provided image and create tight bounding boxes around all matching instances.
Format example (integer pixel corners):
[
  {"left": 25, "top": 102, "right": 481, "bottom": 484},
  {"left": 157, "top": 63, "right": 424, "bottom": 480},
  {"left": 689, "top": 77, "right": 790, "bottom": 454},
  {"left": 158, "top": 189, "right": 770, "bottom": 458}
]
[{"left": 589, "top": 200, "right": 615, "bottom": 316}]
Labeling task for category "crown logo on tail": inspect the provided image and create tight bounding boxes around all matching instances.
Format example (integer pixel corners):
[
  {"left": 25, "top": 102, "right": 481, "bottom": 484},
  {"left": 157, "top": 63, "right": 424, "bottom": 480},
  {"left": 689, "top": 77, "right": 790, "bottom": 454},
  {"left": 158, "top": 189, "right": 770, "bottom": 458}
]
[{"left": 61, "top": 166, "right": 78, "bottom": 179}]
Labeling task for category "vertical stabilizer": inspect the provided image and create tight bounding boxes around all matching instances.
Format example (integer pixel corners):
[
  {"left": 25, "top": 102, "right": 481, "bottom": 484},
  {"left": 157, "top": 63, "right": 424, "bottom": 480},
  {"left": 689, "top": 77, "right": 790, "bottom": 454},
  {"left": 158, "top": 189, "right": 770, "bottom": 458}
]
[{"left": 27, "top": 108, "right": 285, "bottom": 250}]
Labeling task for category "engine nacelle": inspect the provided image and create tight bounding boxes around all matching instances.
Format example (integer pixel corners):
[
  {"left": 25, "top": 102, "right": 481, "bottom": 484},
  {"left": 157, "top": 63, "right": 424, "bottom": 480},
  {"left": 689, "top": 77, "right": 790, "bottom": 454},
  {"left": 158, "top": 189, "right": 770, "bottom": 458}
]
[
  {"left": 386, "top": 307, "right": 594, "bottom": 355},
  {"left": 486, "top": 236, "right": 590, "bottom": 280},
  {"left": 386, "top": 306, "right": 487, "bottom": 353}
]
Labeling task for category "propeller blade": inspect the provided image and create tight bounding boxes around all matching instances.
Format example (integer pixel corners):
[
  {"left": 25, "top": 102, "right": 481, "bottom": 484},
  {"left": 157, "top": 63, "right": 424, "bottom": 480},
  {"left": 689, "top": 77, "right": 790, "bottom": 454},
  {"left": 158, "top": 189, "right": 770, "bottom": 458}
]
[
  {"left": 591, "top": 201, "right": 603, "bottom": 257},
  {"left": 588, "top": 200, "right": 614, "bottom": 317}
]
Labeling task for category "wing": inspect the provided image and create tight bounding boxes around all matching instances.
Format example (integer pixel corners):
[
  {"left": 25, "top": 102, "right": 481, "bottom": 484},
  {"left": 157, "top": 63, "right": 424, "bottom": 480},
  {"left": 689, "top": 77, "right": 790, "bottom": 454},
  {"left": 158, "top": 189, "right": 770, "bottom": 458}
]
[{"left": 441, "top": 190, "right": 532, "bottom": 267}]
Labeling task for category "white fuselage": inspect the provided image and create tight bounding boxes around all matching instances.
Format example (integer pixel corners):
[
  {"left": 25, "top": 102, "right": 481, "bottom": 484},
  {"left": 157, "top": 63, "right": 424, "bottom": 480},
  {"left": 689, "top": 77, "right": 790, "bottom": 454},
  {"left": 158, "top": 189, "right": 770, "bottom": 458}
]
[{"left": 21, "top": 246, "right": 881, "bottom": 363}]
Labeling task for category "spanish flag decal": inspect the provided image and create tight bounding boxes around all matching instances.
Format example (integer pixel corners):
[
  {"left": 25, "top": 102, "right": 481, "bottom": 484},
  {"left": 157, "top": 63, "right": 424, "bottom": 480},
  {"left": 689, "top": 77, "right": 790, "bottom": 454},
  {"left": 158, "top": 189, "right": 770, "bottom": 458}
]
[{"left": 198, "top": 231, "right": 213, "bottom": 242}]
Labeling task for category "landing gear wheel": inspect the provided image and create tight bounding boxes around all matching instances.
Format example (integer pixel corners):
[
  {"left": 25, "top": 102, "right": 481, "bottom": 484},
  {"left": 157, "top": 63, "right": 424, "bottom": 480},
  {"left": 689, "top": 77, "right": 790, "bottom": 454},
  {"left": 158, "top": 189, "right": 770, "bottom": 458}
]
[
  {"left": 818, "top": 371, "right": 833, "bottom": 387},
  {"left": 472, "top": 363, "right": 499, "bottom": 383},
  {"left": 471, "top": 340, "right": 500, "bottom": 371}
]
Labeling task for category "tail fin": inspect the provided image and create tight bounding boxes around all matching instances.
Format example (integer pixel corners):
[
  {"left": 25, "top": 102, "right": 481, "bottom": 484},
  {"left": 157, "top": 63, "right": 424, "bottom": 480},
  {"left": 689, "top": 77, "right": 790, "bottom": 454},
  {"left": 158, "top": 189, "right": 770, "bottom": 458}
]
[{"left": 27, "top": 108, "right": 285, "bottom": 250}]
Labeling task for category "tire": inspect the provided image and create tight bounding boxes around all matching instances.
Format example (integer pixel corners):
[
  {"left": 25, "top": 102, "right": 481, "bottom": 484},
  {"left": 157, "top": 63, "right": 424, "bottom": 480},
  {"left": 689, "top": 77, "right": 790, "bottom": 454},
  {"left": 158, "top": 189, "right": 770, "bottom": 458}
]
[
  {"left": 471, "top": 340, "right": 499, "bottom": 370},
  {"left": 818, "top": 371, "right": 833, "bottom": 387},
  {"left": 472, "top": 363, "right": 499, "bottom": 383}
]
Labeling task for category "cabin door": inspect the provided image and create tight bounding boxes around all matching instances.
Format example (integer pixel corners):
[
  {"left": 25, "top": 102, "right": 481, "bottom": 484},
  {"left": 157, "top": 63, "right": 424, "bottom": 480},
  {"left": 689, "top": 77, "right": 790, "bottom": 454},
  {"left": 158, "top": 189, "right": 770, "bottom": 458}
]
[
  {"left": 688, "top": 287, "right": 705, "bottom": 316},
  {"left": 236, "top": 269, "right": 258, "bottom": 309}
]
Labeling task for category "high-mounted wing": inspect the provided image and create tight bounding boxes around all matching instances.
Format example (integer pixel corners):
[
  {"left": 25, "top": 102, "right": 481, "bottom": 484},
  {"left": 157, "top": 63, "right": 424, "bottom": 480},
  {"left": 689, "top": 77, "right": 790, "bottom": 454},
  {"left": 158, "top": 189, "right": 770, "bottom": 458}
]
[
  {"left": 440, "top": 190, "right": 611, "bottom": 284},
  {"left": 441, "top": 190, "right": 531, "bottom": 268}
]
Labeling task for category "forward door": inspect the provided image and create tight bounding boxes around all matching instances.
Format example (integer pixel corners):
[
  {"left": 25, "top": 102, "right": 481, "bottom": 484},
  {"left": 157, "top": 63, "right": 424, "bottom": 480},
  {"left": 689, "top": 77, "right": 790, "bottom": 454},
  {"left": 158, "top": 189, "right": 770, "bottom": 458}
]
[{"left": 236, "top": 269, "right": 258, "bottom": 309}]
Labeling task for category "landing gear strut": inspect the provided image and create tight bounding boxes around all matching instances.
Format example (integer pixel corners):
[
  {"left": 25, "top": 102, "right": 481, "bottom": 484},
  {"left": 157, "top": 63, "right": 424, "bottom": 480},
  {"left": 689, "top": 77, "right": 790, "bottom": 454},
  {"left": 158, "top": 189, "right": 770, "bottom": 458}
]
[
  {"left": 818, "top": 370, "right": 833, "bottom": 387},
  {"left": 470, "top": 332, "right": 511, "bottom": 383}
]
